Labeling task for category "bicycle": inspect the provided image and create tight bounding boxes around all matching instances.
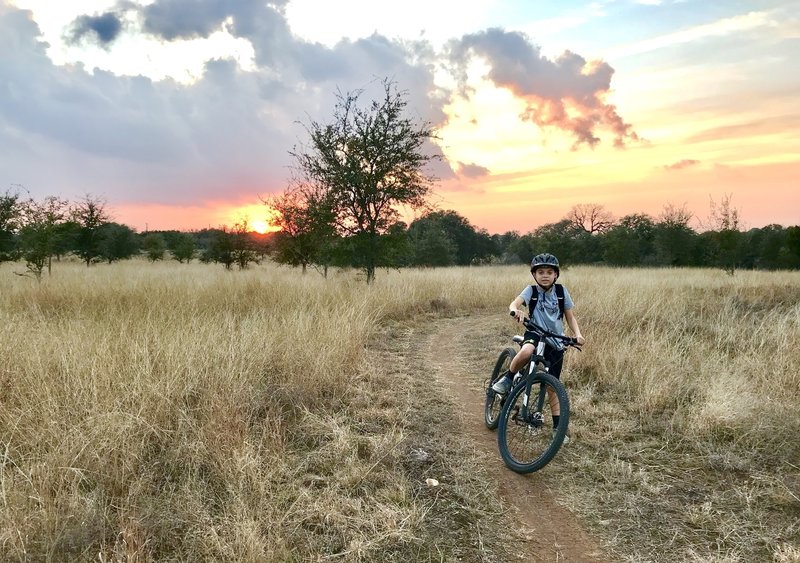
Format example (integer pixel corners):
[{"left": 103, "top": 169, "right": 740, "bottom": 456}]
[{"left": 485, "top": 314, "right": 581, "bottom": 473}]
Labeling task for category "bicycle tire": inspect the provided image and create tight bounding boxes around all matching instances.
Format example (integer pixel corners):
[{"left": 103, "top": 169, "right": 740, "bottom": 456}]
[
  {"left": 497, "top": 371, "right": 570, "bottom": 473},
  {"left": 484, "top": 347, "right": 517, "bottom": 430}
]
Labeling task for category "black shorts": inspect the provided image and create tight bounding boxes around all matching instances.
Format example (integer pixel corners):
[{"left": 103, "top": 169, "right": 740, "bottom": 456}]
[{"left": 522, "top": 331, "right": 565, "bottom": 379}]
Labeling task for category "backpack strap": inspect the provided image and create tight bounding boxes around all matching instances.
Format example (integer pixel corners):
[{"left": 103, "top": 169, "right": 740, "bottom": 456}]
[
  {"left": 528, "top": 283, "right": 565, "bottom": 320},
  {"left": 555, "top": 283, "right": 565, "bottom": 320}
]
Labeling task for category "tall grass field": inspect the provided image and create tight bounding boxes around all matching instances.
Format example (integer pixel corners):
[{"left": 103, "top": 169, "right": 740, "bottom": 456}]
[{"left": 0, "top": 260, "right": 798, "bottom": 561}]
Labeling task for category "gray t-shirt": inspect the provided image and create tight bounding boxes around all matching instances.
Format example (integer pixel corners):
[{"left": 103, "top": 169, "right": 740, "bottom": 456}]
[{"left": 518, "top": 284, "right": 574, "bottom": 349}]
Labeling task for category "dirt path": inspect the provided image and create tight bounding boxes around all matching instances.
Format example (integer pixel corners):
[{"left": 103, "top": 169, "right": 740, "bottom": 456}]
[{"left": 421, "top": 314, "right": 610, "bottom": 562}]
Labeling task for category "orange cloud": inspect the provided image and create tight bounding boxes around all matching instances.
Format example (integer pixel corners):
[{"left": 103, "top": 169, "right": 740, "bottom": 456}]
[
  {"left": 664, "top": 159, "right": 700, "bottom": 171},
  {"left": 448, "top": 29, "right": 639, "bottom": 148}
]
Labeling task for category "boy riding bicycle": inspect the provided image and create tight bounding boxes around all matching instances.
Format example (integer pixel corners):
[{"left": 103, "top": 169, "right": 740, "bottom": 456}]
[{"left": 492, "top": 253, "right": 585, "bottom": 439}]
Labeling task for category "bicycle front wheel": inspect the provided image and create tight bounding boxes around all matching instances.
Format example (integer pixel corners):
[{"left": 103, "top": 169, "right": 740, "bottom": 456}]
[
  {"left": 484, "top": 347, "right": 516, "bottom": 430},
  {"left": 497, "top": 371, "right": 570, "bottom": 474}
]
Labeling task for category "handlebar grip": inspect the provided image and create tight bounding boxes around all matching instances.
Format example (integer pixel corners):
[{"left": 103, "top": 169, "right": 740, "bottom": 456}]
[{"left": 509, "top": 310, "right": 516, "bottom": 316}]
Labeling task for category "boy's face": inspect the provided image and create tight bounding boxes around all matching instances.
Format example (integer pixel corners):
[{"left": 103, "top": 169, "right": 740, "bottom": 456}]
[{"left": 532, "top": 266, "right": 557, "bottom": 288}]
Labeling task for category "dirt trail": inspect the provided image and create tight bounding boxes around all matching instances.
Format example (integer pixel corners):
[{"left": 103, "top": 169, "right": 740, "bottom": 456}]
[{"left": 422, "top": 315, "right": 609, "bottom": 562}]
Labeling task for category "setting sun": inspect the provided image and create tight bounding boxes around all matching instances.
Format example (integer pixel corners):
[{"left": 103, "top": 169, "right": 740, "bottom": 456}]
[
  {"left": 218, "top": 203, "right": 282, "bottom": 233},
  {"left": 251, "top": 219, "right": 276, "bottom": 234}
]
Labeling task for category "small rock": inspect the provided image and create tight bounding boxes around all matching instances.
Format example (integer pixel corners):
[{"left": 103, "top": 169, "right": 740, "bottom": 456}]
[{"left": 409, "top": 448, "right": 430, "bottom": 462}]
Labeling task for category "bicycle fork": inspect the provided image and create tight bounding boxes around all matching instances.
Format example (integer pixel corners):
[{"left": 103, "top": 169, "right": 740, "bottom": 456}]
[{"left": 517, "top": 340, "right": 549, "bottom": 426}]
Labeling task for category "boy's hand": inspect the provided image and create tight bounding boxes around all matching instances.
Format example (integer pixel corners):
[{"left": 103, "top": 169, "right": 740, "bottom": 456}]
[
  {"left": 509, "top": 309, "right": 524, "bottom": 323},
  {"left": 576, "top": 335, "right": 585, "bottom": 345}
]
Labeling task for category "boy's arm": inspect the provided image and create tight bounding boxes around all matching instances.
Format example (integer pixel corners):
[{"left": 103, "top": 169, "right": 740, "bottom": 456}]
[
  {"left": 509, "top": 296, "right": 526, "bottom": 322},
  {"left": 564, "top": 308, "right": 585, "bottom": 345}
]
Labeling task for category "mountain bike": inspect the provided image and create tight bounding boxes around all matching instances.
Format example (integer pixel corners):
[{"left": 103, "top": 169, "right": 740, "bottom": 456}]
[{"left": 485, "top": 314, "right": 581, "bottom": 473}]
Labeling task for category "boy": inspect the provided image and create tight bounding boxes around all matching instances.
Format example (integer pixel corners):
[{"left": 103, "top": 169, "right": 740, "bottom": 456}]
[{"left": 492, "top": 253, "right": 585, "bottom": 439}]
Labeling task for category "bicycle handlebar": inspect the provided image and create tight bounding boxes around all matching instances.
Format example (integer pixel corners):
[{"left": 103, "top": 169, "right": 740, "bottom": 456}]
[{"left": 509, "top": 311, "right": 581, "bottom": 349}]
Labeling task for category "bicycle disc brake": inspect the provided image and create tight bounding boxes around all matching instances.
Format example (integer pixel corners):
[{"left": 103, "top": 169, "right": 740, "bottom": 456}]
[{"left": 528, "top": 411, "right": 545, "bottom": 427}]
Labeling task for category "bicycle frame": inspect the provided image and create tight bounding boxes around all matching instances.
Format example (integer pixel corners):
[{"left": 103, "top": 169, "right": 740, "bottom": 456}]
[
  {"left": 509, "top": 315, "right": 579, "bottom": 426},
  {"left": 516, "top": 338, "right": 551, "bottom": 426},
  {"left": 494, "top": 314, "right": 579, "bottom": 473}
]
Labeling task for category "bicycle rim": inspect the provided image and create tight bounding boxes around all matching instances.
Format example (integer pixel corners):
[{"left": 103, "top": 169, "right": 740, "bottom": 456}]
[
  {"left": 484, "top": 347, "right": 516, "bottom": 430},
  {"left": 497, "top": 372, "right": 570, "bottom": 473}
]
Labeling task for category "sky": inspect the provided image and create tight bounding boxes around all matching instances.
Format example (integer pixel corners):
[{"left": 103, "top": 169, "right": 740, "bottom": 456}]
[{"left": 1, "top": 0, "right": 798, "bottom": 234}]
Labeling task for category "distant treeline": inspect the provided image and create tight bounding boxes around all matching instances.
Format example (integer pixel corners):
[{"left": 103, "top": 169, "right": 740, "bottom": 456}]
[
  {"left": 2, "top": 193, "right": 799, "bottom": 278},
  {"left": 267, "top": 205, "right": 800, "bottom": 274}
]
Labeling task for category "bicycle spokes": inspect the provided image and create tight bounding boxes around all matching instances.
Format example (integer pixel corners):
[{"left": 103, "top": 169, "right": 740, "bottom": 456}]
[
  {"left": 497, "top": 372, "right": 570, "bottom": 473},
  {"left": 485, "top": 347, "right": 516, "bottom": 431}
]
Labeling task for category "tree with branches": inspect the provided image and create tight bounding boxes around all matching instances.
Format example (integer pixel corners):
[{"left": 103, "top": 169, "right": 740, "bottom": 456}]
[
  {"left": 566, "top": 203, "right": 615, "bottom": 234},
  {"left": 289, "top": 79, "right": 438, "bottom": 283},
  {"left": 72, "top": 195, "right": 111, "bottom": 266},
  {"left": 17, "top": 196, "right": 69, "bottom": 280},
  {"left": 0, "top": 189, "right": 22, "bottom": 263},
  {"left": 706, "top": 193, "right": 743, "bottom": 275},
  {"left": 267, "top": 186, "right": 336, "bottom": 276}
]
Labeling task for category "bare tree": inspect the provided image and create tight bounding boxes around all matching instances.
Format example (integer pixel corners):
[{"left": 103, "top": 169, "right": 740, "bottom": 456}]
[
  {"left": 707, "top": 193, "right": 741, "bottom": 232},
  {"left": 706, "top": 194, "right": 743, "bottom": 275},
  {"left": 566, "top": 203, "right": 615, "bottom": 234},
  {"left": 658, "top": 202, "right": 693, "bottom": 228}
]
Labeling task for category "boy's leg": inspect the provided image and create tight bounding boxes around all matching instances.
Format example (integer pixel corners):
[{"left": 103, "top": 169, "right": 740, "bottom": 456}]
[
  {"left": 492, "top": 344, "right": 534, "bottom": 393},
  {"left": 543, "top": 347, "right": 568, "bottom": 441},
  {"left": 509, "top": 343, "right": 534, "bottom": 374}
]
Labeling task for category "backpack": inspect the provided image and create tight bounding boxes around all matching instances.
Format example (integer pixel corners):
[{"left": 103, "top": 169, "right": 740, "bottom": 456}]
[{"left": 528, "top": 283, "right": 565, "bottom": 320}]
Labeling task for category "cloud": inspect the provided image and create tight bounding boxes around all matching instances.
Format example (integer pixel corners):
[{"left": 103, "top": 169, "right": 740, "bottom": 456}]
[
  {"left": 447, "top": 28, "right": 638, "bottom": 148},
  {"left": 67, "top": 12, "right": 125, "bottom": 47},
  {"left": 0, "top": 1, "right": 453, "bottom": 206},
  {"left": 604, "top": 11, "right": 775, "bottom": 59},
  {"left": 138, "top": 0, "right": 287, "bottom": 41},
  {"left": 664, "top": 159, "right": 700, "bottom": 170},
  {"left": 457, "top": 161, "right": 490, "bottom": 178}
]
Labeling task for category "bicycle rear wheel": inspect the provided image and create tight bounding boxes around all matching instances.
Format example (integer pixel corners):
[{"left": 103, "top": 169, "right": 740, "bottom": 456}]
[
  {"left": 497, "top": 371, "right": 570, "bottom": 473},
  {"left": 484, "top": 347, "right": 516, "bottom": 430}
]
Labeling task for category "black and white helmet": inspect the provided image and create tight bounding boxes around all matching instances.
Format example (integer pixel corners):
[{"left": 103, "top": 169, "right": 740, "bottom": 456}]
[{"left": 530, "top": 253, "right": 560, "bottom": 275}]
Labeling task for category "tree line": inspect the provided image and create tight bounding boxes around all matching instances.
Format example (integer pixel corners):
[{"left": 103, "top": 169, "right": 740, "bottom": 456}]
[
  {"left": 3, "top": 80, "right": 797, "bottom": 280},
  {"left": 0, "top": 191, "right": 274, "bottom": 279},
  {"left": 270, "top": 201, "right": 800, "bottom": 273},
  {"left": 2, "top": 188, "right": 798, "bottom": 281},
  {"left": 265, "top": 78, "right": 800, "bottom": 278}
]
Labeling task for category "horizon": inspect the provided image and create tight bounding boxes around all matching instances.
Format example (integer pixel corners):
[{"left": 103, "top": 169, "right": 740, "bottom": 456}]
[
  {"left": 93, "top": 198, "right": 799, "bottom": 236},
  {"left": 2, "top": 0, "right": 798, "bottom": 234}
]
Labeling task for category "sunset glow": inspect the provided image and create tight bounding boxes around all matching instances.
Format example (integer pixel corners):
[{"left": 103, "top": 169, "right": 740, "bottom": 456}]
[
  {"left": 3, "top": 0, "right": 798, "bottom": 233},
  {"left": 224, "top": 203, "right": 281, "bottom": 234}
]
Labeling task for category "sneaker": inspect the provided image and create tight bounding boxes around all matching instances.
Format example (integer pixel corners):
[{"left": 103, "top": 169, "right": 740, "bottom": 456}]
[
  {"left": 491, "top": 375, "right": 511, "bottom": 394},
  {"left": 553, "top": 430, "right": 570, "bottom": 445}
]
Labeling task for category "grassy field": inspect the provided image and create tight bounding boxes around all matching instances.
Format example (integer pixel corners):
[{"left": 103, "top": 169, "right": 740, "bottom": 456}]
[{"left": 0, "top": 260, "right": 798, "bottom": 561}]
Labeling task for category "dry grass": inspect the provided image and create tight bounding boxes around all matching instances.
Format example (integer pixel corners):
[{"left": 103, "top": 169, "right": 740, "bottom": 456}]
[
  {"left": 556, "top": 267, "right": 800, "bottom": 562},
  {"left": 0, "top": 260, "right": 798, "bottom": 561},
  {"left": 0, "top": 260, "right": 513, "bottom": 561}
]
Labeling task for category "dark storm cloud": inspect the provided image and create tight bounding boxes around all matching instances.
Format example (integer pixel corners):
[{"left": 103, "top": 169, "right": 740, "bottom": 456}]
[
  {"left": 448, "top": 28, "right": 638, "bottom": 148},
  {"left": 67, "top": 12, "right": 124, "bottom": 46}
]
